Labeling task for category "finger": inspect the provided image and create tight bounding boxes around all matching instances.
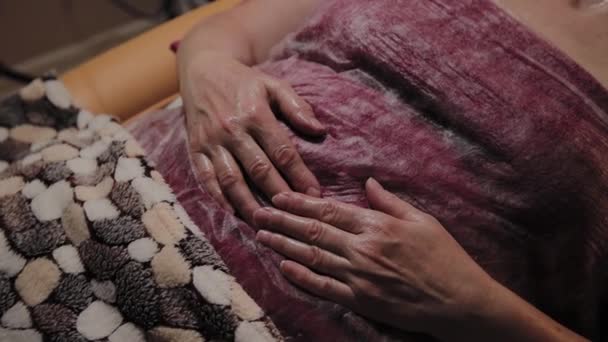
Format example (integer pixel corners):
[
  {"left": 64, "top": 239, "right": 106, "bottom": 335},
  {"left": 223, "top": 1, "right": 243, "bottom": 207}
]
[
  {"left": 185, "top": 109, "right": 206, "bottom": 150},
  {"left": 257, "top": 230, "right": 350, "bottom": 280},
  {"left": 264, "top": 78, "right": 326, "bottom": 136},
  {"left": 192, "top": 152, "right": 234, "bottom": 213},
  {"left": 254, "top": 207, "right": 349, "bottom": 256},
  {"left": 365, "top": 178, "right": 423, "bottom": 221},
  {"left": 210, "top": 147, "right": 261, "bottom": 223},
  {"left": 272, "top": 192, "right": 364, "bottom": 234},
  {"left": 250, "top": 121, "right": 321, "bottom": 197},
  {"left": 229, "top": 134, "right": 291, "bottom": 198},
  {"left": 280, "top": 260, "right": 355, "bottom": 306}
]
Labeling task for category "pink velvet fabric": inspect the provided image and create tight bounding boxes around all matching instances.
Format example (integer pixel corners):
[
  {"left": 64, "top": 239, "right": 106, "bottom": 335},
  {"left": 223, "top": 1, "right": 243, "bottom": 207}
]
[{"left": 130, "top": 0, "right": 608, "bottom": 340}]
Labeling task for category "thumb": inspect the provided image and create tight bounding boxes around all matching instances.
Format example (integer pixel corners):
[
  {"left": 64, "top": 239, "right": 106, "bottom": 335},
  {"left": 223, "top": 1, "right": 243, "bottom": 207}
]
[
  {"left": 264, "top": 78, "right": 326, "bottom": 136},
  {"left": 365, "top": 178, "right": 421, "bottom": 220}
]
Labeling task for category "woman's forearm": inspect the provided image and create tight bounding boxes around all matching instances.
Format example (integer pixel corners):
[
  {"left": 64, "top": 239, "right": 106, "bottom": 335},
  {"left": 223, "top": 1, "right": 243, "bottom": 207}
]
[
  {"left": 436, "top": 278, "right": 588, "bottom": 342},
  {"left": 176, "top": 0, "right": 326, "bottom": 223},
  {"left": 177, "top": 0, "right": 321, "bottom": 68},
  {"left": 178, "top": 6, "right": 256, "bottom": 67}
]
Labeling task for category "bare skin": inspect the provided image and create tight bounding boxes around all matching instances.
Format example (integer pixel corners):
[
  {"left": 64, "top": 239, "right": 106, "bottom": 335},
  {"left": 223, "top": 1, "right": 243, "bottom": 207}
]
[
  {"left": 496, "top": 0, "right": 608, "bottom": 88},
  {"left": 178, "top": 0, "right": 324, "bottom": 221},
  {"left": 178, "top": 0, "right": 608, "bottom": 222},
  {"left": 254, "top": 180, "right": 587, "bottom": 341},
  {"left": 178, "top": 0, "right": 605, "bottom": 340}
]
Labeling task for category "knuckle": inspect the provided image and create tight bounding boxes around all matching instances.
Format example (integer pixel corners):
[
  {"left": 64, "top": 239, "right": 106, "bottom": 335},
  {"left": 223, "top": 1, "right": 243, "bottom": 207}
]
[
  {"left": 197, "top": 168, "right": 215, "bottom": 182},
  {"left": 252, "top": 79, "right": 268, "bottom": 92},
  {"left": 375, "top": 216, "right": 392, "bottom": 230},
  {"left": 350, "top": 279, "right": 367, "bottom": 295},
  {"left": 307, "top": 220, "right": 324, "bottom": 244},
  {"left": 218, "top": 116, "right": 243, "bottom": 136},
  {"left": 307, "top": 246, "right": 323, "bottom": 268},
  {"left": 272, "top": 144, "right": 299, "bottom": 168},
  {"left": 188, "top": 133, "right": 206, "bottom": 153},
  {"left": 210, "top": 188, "right": 225, "bottom": 201},
  {"left": 352, "top": 240, "right": 377, "bottom": 258},
  {"left": 269, "top": 234, "right": 283, "bottom": 249},
  {"left": 281, "top": 238, "right": 293, "bottom": 253},
  {"left": 264, "top": 76, "right": 282, "bottom": 88},
  {"left": 243, "top": 208, "right": 257, "bottom": 222},
  {"left": 200, "top": 144, "right": 215, "bottom": 155},
  {"left": 425, "top": 220, "right": 445, "bottom": 237},
  {"left": 350, "top": 279, "right": 376, "bottom": 298},
  {"left": 277, "top": 194, "right": 295, "bottom": 212},
  {"left": 362, "top": 214, "right": 386, "bottom": 231},
  {"left": 342, "top": 239, "right": 359, "bottom": 258},
  {"left": 191, "top": 138, "right": 210, "bottom": 154},
  {"left": 423, "top": 213, "right": 441, "bottom": 225},
  {"left": 208, "top": 188, "right": 227, "bottom": 205},
  {"left": 302, "top": 101, "right": 313, "bottom": 112},
  {"left": 320, "top": 200, "right": 340, "bottom": 223},
  {"left": 217, "top": 171, "right": 239, "bottom": 189},
  {"left": 277, "top": 79, "right": 293, "bottom": 91},
  {"left": 243, "top": 104, "right": 265, "bottom": 123},
  {"left": 318, "top": 277, "right": 333, "bottom": 293},
  {"left": 296, "top": 273, "right": 309, "bottom": 285},
  {"left": 410, "top": 211, "right": 436, "bottom": 226},
  {"left": 188, "top": 138, "right": 201, "bottom": 152},
  {"left": 247, "top": 158, "right": 272, "bottom": 181},
  {"left": 291, "top": 94, "right": 308, "bottom": 109},
  {"left": 273, "top": 211, "right": 287, "bottom": 227},
  {"left": 366, "top": 284, "right": 384, "bottom": 300}
]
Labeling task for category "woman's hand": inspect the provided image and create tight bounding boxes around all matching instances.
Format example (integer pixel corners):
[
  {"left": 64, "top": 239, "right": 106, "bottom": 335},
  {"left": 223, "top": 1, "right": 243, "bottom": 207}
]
[
  {"left": 252, "top": 178, "right": 497, "bottom": 338},
  {"left": 180, "top": 52, "right": 325, "bottom": 222},
  {"left": 253, "top": 179, "right": 589, "bottom": 341}
]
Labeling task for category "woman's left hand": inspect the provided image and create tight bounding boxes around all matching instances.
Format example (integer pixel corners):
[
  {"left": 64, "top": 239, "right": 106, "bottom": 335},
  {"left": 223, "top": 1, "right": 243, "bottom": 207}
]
[{"left": 253, "top": 178, "right": 498, "bottom": 337}]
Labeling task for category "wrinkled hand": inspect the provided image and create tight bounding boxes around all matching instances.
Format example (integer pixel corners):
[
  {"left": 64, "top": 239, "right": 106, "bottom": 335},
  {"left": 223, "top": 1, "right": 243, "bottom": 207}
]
[
  {"left": 180, "top": 52, "right": 325, "bottom": 222},
  {"left": 253, "top": 178, "right": 496, "bottom": 337}
]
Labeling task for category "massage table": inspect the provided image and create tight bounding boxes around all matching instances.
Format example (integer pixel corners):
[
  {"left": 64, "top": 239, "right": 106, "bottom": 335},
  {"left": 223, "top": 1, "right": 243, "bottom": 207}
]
[{"left": 60, "top": 0, "right": 240, "bottom": 125}]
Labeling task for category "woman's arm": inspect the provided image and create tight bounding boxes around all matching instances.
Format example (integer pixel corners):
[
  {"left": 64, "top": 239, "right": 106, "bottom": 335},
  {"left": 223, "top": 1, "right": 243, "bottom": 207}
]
[
  {"left": 441, "top": 280, "right": 587, "bottom": 341},
  {"left": 61, "top": 0, "right": 240, "bottom": 117},
  {"left": 178, "top": 0, "right": 325, "bottom": 223},
  {"left": 178, "top": 0, "right": 322, "bottom": 66},
  {"left": 252, "top": 179, "right": 588, "bottom": 341}
]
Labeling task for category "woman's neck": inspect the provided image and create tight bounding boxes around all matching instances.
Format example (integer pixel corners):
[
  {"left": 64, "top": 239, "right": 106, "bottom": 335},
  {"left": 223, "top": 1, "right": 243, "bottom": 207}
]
[{"left": 495, "top": 0, "right": 608, "bottom": 88}]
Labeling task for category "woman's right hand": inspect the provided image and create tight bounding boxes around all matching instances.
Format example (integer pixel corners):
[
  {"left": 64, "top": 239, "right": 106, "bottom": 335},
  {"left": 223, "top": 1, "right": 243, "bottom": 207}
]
[{"left": 179, "top": 51, "right": 326, "bottom": 223}]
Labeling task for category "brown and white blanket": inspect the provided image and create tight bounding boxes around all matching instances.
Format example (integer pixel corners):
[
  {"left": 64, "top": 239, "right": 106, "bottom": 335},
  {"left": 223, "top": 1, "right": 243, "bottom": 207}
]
[{"left": 0, "top": 77, "right": 282, "bottom": 342}]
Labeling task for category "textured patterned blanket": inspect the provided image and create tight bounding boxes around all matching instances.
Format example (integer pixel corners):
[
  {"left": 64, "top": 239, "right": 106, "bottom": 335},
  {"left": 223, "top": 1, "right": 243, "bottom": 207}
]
[{"left": 0, "top": 78, "right": 281, "bottom": 342}]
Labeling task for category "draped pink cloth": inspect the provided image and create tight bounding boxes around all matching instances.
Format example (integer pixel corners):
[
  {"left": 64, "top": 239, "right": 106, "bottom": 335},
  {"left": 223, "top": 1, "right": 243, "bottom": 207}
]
[{"left": 129, "top": 0, "right": 608, "bottom": 340}]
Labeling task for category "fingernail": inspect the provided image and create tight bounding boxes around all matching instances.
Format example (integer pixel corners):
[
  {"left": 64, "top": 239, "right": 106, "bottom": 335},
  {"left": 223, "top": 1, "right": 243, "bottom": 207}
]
[
  {"left": 308, "top": 117, "right": 325, "bottom": 131},
  {"left": 272, "top": 192, "right": 289, "bottom": 205},
  {"left": 279, "top": 260, "right": 287, "bottom": 270},
  {"left": 367, "top": 177, "right": 382, "bottom": 189},
  {"left": 256, "top": 230, "right": 271, "bottom": 242},
  {"left": 306, "top": 187, "right": 321, "bottom": 197},
  {"left": 223, "top": 203, "right": 235, "bottom": 214},
  {"left": 314, "top": 120, "right": 325, "bottom": 130},
  {"left": 253, "top": 207, "right": 272, "bottom": 225}
]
